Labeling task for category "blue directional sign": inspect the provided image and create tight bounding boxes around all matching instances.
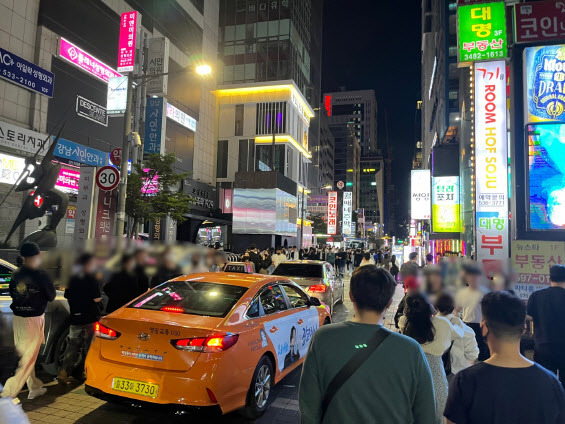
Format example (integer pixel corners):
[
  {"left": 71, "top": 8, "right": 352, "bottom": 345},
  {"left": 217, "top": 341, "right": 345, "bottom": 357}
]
[
  {"left": 54, "top": 137, "right": 107, "bottom": 167},
  {"left": 0, "top": 47, "right": 54, "bottom": 97}
]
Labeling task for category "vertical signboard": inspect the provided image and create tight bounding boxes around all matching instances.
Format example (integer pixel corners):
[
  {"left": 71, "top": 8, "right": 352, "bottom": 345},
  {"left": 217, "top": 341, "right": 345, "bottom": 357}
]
[
  {"left": 432, "top": 176, "right": 461, "bottom": 233},
  {"left": 147, "top": 37, "right": 169, "bottom": 96},
  {"left": 411, "top": 169, "right": 431, "bottom": 220},
  {"left": 342, "top": 191, "right": 352, "bottom": 235},
  {"left": 107, "top": 76, "right": 128, "bottom": 116},
  {"left": 144, "top": 97, "right": 167, "bottom": 155},
  {"left": 457, "top": 2, "right": 507, "bottom": 63},
  {"left": 94, "top": 188, "right": 117, "bottom": 240},
  {"left": 512, "top": 240, "right": 565, "bottom": 300},
  {"left": 74, "top": 167, "right": 96, "bottom": 243},
  {"left": 475, "top": 60, "right": 508, "bottom": 271},
  {"left": 117, "top": 11, "right": 139, "bottom": 73},
  {"left": 327, "top": 191, "right": 337, "bottom": 235}
]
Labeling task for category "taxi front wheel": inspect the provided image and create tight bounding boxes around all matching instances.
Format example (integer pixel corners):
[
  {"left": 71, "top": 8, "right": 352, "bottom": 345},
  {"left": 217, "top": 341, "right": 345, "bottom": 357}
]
[{"left": 240, "top": 355, "right": 273, "bottom": 419}]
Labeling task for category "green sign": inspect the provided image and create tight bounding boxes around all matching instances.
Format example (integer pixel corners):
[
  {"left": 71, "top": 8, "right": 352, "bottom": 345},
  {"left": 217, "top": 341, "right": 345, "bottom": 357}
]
[{"left": 457, "top": 2, "right": 507, "bottom": 63}]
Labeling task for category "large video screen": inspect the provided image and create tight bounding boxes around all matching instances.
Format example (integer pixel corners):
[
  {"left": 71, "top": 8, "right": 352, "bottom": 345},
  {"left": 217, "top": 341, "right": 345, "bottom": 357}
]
[{"left": 528, "top": 124, "right": 565, "bottom": 230}]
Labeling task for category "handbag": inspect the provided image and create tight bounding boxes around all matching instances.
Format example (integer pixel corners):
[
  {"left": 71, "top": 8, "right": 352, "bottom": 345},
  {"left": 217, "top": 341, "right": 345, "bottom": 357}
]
[{"left": 319, "top": 328, "right": 390, "bottom": 421}]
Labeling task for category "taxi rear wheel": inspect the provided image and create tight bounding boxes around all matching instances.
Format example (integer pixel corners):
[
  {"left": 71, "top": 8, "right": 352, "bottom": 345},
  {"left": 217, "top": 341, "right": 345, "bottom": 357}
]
[{"left": 241, "top": 355, "right": 273, "bottom": 419}]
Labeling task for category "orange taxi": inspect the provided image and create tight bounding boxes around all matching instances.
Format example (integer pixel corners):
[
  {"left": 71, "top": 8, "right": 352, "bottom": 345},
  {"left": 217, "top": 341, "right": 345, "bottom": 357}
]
[{"left": 85, "top": 271, "right": 331, "bottom": 418}]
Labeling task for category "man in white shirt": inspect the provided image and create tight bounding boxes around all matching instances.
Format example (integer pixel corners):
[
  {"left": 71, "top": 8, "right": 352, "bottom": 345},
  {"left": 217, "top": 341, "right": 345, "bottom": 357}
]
[
  {"left": 455, "top": 263, "right": 489, "bottom": 360},
  {"left": 272, "top": 247, "right": 287, "bottom": 269},
  {"left": 436, "top": 293, "right": 479, "bottom": 381}
]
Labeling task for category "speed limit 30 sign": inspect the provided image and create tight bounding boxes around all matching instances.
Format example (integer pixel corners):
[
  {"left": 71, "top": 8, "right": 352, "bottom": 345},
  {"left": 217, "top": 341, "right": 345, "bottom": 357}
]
[{"left": 96, "top": 166, "right": 120, "bottom": 191}]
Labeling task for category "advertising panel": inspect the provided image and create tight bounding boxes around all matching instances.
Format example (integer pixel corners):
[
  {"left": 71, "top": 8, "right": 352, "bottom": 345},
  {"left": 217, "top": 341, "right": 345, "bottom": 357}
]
[
  {"left": 0, "top": 46, "right": 54, "bottom": 97},
  {"left": 524, "top": 45, "right": 565, "bottom": 123},
  {"left": 147, "top": 37, "right": 169, "bottom": 96},
  {"left": 457, "top": 2, "right": 507, "bottom": 63},
  {"left": 0, "top": 120, "right": 48, "bottom": 155},
  {"left": 475, "top": 60, "right": 509, "bottom": 269},
  {"left": 166, "top": 103, "right": 197, "bottom": 132},
  {"left": 144, "top": 97, "right": 167, "bottom": 155},
  {"left": 432, "top": 176, "right": 460, "bottom": 233},
  {"left": 107, "top": 76, "right": 128, "bottom": 116},
  {"left": 117, "top": 11, "right": 139, "bottom": 73},
  {"left": 59, "top": 38, "right": 121, "bottom": 83},
  {"left": 527, "top": 123, "right": 565, "bottom": 231},
  {"left": 55, "top": 168, "right": 80, "bottom": 195},
  {"left": 327, "top": 191, "right": 337, "bottom": 235},
  {"left": 512, "top": 240, "right": 565, "bottom": 300},
  {"left": 95, "top": 188, "right": 117, "bottom": 239},
  {"left": 514, "top": 1, "right": 565, "bottom": 45},
  {"left": 54, "top": 137, "right": 106, "bottom": 167},
  {"left": 411, "top": 169, "right": 431, "bottom": 220},
  {"left": 0, "top": 153, "right": 24, "bottom": 184},
  {"left": 76, "top": 96, "right": 107, "bottom": 126},
  {"left": 74, "top": 167, "right": 95, "bottom": 242},
  {"left": 342, "top": 191, "right": 352, "bottom": 235}
]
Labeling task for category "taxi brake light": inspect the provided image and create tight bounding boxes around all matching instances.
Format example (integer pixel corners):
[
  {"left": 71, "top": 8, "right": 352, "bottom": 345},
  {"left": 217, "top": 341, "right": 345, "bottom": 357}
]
[
  {"left": 171, "top": 334, "right": 239, "bottom": 352},
  {"left": 161, "top": 306, "right": 184, "bottom": 313},
  {"left": 206, "top": 388, "right": 218, "bottom": 403},
  {"left": 95, "top": 322, "right": 120, "bottom": 340},
  {"left": 308, "top": 284, "right": 327, "bottom": 293}
]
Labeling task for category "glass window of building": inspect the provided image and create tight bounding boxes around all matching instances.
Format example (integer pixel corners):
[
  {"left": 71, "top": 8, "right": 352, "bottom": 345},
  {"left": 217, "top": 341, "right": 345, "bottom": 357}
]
[
  {"left": 235, "top": 104, "right": 244, "bottom": 136},
  {"left": 217, "top": 140, "right": 228, "bottom": 178}
]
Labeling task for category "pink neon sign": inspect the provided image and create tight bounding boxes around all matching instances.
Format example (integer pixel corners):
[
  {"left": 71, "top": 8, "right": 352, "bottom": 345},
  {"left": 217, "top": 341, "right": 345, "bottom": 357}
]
[
  {"left": 118, "top": 11, "right": 138, "bottom": 73},
  {"left": 55, "top": 167, "right": 80, "bottom": 194},
  {"left": 59, "top": 38, "right": 122, "bottom": 83}
]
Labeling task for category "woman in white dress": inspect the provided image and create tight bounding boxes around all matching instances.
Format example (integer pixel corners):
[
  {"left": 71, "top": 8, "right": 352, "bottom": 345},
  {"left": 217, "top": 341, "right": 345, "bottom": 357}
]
[{"left": 400, "top": 293, "right": 464, "bottom": 424}]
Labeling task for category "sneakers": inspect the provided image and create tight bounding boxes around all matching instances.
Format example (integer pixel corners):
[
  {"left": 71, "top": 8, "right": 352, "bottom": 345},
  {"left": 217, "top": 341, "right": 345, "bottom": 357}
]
[{"left": 27, "top": 387, "right": 47, "bottom": 400}]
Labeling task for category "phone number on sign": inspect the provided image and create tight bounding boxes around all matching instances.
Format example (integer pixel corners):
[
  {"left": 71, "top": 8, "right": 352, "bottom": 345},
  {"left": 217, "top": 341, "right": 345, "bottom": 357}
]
[{"left": 516, "top": 273, "right": 550, "bottom": 284}]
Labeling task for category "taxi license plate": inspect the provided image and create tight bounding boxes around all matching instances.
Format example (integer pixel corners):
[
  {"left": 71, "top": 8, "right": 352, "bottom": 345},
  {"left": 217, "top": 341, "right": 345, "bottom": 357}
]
[{"left": 112, "top": 378, "right": 159, "bottom": 398}]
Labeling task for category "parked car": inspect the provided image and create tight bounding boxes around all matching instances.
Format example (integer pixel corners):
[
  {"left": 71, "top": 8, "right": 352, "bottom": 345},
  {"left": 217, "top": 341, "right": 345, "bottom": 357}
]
[
  {"left": 0, "top": 259, "right": 70, "bottom": 378},
  {"left": 271, "top": 260, "right": 344, "bottom": 314}
]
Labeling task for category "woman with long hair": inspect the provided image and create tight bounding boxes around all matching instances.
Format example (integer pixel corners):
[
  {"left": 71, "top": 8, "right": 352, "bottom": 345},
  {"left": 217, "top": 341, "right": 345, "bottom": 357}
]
[{"left": 399, "top": 293, "right": 464, "bottom": 424}]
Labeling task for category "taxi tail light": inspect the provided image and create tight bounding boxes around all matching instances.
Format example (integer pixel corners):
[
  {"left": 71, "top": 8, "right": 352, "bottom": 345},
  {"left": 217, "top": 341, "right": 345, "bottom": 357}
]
[
  {"left": 95, "top": 322, "right": 120, "bottom": 340},
  {"left": 171, "top": 334, "right": 239, "bottom": 352},
  {"left": 308, "top": 284, "right": 327, "bottom": 293},
  {"left": 206, "top": 388, "right": 218, "bottom": 403}
]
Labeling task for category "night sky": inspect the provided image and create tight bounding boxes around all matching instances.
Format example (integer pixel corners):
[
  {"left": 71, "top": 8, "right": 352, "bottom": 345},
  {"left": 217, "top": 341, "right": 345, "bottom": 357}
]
[{"left": 322, "top": 1, "right": 421, "bottom": 227}]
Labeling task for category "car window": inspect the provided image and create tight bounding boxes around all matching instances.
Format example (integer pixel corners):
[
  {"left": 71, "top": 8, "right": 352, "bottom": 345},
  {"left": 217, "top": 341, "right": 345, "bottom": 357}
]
[
  {"left": 247, "top": 297, "right": 261, "bottom": 318},
  {"left": 282, "top": 285, "right": 308, "bottom": 309},
  {"left": 130, "top": 280, "right": 247, "bottom": 318},
  {"left": 260, "top": 285, "right": 287, "bottom": 315},
  {"left": 0, "top": 264, "right": 13, "bottom": 296},
  {"left": 272, "top": 263, "right": 323, "bottom": 278}
]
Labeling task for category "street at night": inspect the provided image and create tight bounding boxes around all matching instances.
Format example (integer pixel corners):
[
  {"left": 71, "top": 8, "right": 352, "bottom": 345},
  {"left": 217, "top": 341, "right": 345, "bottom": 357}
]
[{"left": 1, "top": 1, "right": 565, "bottom": 423}]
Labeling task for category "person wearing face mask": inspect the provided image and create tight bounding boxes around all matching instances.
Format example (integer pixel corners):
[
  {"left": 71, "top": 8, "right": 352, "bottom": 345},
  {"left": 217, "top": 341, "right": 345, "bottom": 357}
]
[
  {"left": 57, "top": 253, "right": 102, "bottom": 384},
  {"left": 151, "top": 248, "right": 182, "bottom": 288},
  {"left": 104, "top": 254, "right": 138, "bottom": 314},
  {"left": 1, "top": 242, "right": 55, "bottom": 401}
]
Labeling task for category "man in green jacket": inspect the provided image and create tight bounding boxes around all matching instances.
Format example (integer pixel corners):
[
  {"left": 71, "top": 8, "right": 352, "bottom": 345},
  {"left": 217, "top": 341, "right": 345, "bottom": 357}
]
[{"left": 299, "top": 265, "right": 436, "bottom": 424}]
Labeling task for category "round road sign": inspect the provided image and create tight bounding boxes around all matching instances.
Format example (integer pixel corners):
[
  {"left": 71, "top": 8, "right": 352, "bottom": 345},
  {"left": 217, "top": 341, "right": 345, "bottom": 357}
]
[
  {"left": 96, "top": 166, "right": 120, "bottom": 191},
  {"left": 337, "top": 181, "right": 344, "bottom": 190}
]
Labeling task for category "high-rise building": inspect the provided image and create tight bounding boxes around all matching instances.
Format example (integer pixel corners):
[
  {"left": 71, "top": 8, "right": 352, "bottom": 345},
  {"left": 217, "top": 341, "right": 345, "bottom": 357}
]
[
  {"left": 331, "top": 122, "right": 360, "bottom": 213},
  {"left": 360, "top": 156, "right": 384, "bottom": 234}
]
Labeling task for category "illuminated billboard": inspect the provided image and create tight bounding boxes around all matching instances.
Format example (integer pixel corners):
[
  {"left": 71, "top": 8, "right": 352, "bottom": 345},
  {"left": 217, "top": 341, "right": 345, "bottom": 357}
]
[
  {"left": 432, "top": 176, "right": 460, "bottom": 233},
  {"left": 524, "top": 44, "right": 565, "bottom": 124},
  {"left": 475, "top": 60, "right": 509, "bottom": 266},
  {"left": 457, "top": 2, "right": 507, "bottom": 63},
  {"left": 342, "top": 191, "right": 352, "bottom": 235},
  {"left": 327, "top": 191, "right": 337, "bottom": 235},
  {"left": 527, "top": 123, "right": 565, "bottom": 231},
  {"left": 411, "top": 170, "right": 431, "bottom": 220}
]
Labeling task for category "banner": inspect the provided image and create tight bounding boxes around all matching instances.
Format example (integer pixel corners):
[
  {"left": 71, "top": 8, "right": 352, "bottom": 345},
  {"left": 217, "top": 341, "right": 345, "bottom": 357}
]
[
  {"left": 512, "top": 240, "right": 565, "bottom": 300},
  {"left": 0, "top": 120, "right": 49, "bottom": 156},
  {"left": 147, "top": 37, "right": 169, "bottom": 96},
  {"left": 117, "top": 11, "right": 139, "bottom": 73},
  {"left": 327, "top": 191, "right": 337, "bottom": 235},
  {"left": 144, "top": 97, "right": 167, "bottom": 155},
  {"left": 107, "top": 76, "right": 128, "bottom": 116},
  {"left": 411, "top": 169, "right": 431, "bottom": 220},
  {"left": 474, "top": 60, "right": 509, "bottom": 271},
  {"left": 76, "top": 96, "right": 107, "bottom": 126},
  {"left": 342, "top": 191, "right": 352, "bottom": 235},
  {"left": 432, "top": 176, "right": 460, "bottom": 233},
  {"left": 514, "top": 1, "right": 565, "bottom": 45},
  {"left": 0, "top": 46, "right": 54, "bottom": 97},
  {"left": 59, "top": 37, "right": 121, "bottom": 83}
]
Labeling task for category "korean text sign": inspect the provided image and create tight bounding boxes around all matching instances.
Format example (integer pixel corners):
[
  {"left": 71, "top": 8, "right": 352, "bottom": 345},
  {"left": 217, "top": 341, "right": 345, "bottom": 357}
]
[
  {"left": 458, "top": 2, "right": 507, "bottom": 63},
  {"left": 342, "top": 191, "right": 352, "bottom": 235},
  {"left": 118, "top": 11, "right": 139, "bottom": 73},
  {"left": 432, "top": 176, "right": 460, "bottom": 233},
  {"left": 514, "top": 1, "right": 565, "bottom": 45},
  {"left": 475, "top": 61, "right": 509, "bottom": 269},
  {"left": 0, "top": 46, "right": 54, "bottom": 97},
  {"left": 144, "top": 97, "right": 166, "bottom": 155},
  {"left": 512, "top": 240, "right": 565, "bottom": 300},
  {"left": 411, "top": 169, "right": 431, "bottom": 220},
  {"left": 327, "top": 191, "right": 337, "bottom": 235},
  {"left": 54, "top": 137, "right": 107, "bottom": 167},
  {"left": 0, "top": 120, "right": 48, "bottom": 155},
  {"left": 59, "top": 38, "right": 121, "bottom": 83},
  {"left": 166, "top": 103, "right": 197, "bottom": 132},
  {"left": 524, "top": 45, "right": 565, "bottom": 123}
]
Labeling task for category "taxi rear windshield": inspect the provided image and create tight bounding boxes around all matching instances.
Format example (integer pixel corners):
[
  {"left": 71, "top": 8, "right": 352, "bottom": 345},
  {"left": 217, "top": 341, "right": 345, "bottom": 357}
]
[
  {"left": 272, "top": 264, "right": 323, "bottom": 278},
  {"left": 130, "top": 281, "right": 247, "bottom": 317}
]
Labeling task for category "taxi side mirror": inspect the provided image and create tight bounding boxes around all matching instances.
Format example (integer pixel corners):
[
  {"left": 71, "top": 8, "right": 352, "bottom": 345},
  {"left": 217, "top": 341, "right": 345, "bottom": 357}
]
[{"left": 308, "top": 297, "right": 321, "bottom": 307}]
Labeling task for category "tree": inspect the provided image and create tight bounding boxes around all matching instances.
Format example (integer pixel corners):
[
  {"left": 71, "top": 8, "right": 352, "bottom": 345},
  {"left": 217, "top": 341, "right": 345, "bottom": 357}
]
[{"left": 125, "top": 153, "right": 191, "bottom": 237}]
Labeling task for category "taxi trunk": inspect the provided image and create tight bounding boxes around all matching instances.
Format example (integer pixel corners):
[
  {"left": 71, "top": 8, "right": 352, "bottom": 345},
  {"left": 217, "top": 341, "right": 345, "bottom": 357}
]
[{"left": 99, "top": 308, "right": 223, "bottom": 372}]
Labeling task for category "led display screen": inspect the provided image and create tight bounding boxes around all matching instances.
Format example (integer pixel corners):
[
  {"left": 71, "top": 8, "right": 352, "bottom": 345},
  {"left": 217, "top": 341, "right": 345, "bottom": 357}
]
[
  {"left": 528, "top": 123, "right": 565, "bottom": 230},
  {"left": 432, "top": 176, "right": 461, "bottom": 233}
]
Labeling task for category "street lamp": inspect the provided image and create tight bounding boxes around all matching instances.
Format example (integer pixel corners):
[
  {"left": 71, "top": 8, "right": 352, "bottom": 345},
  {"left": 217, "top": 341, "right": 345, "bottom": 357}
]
[{"left": 196, "top": 64, "right": 212, "bottom": 76}]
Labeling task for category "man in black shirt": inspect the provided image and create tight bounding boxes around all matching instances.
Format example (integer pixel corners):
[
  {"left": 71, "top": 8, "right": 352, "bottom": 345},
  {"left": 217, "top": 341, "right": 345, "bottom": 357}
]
[
  {"left": 1, "top": 242, "right": 55, "bottom": 400},
  {"left": 58, "top": 253, "right": 102, "bottom": 384},
  {"left": 445, "top": 291, "right": 565, "bottom": 424},
  {"left": 527, "top": 264, "right": 565, "bottom": 385},
  {"left": 133, "top": 249, "right": 149, "bottom": 296}
]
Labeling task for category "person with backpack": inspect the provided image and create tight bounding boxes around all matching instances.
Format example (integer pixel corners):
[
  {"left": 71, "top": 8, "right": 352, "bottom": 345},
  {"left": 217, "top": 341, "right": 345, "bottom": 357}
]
[
  {"left": 390, "top": 255, "right": 400, "bottom": 281},
  {"left": 299, "top": 266, "right": 436, "bottom": 423}
]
